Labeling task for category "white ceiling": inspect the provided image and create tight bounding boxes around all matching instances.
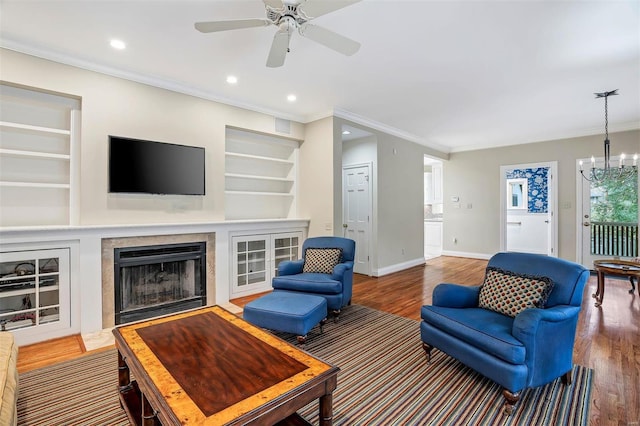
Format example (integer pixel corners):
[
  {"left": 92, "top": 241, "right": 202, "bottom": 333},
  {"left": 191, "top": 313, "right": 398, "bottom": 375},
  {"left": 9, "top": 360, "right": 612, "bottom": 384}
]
[{"left": 1, "top": 0, "right": 639, "bottom": 153}]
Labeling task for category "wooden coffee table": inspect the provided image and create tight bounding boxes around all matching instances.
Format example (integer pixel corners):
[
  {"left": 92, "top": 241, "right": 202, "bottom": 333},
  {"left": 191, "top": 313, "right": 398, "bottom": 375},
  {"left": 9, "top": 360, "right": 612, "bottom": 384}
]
[
  {"left": 592, "top": 259, "right": 640, "bottom": 307},
  {"left": 113, "top": 306, "right": 339, "bottom": 425}
]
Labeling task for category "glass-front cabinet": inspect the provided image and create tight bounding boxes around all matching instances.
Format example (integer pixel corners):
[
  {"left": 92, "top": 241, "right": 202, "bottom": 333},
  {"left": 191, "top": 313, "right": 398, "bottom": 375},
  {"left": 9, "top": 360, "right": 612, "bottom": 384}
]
[
  {"left": 234, "top": 236, "right": 269, "bottom": 293},
  {"left": 273, "top": 233, "right": 301, "bottom": 278},
  {"left": 0, "top": 248, "right": 70, "bottom": 336},
  {"left": 231, "top": 232, "right": 302, "bottom": 297}
]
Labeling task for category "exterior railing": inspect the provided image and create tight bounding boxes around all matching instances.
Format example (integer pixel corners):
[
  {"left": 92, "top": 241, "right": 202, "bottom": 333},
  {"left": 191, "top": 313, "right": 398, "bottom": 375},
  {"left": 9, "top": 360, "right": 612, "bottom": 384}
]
[{"left": 591, "top": 222, "right": 638, "bottom": 257}]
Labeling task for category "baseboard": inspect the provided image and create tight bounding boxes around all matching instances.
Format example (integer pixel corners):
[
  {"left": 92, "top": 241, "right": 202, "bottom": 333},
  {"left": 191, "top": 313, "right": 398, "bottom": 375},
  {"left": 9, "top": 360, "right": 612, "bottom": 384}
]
[
  {"left": 440, "top": 250, "right": 493, "bottom": 260},
  {"left": 373, "top": 257, "right": 425, "bottom": 277}
]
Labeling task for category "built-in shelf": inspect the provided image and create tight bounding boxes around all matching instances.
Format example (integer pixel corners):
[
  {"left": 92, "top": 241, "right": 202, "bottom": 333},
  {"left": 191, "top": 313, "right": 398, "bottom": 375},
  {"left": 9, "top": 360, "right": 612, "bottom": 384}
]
[
  {"left": 0, "top": 182, "right": 71, "bottom": 189},
  {"left": 231, "top": 231, "right": 302, "bottom": 297},
  {"left": 224, "top": 127, "right": 300, "bottom": 220},
  {"left": 0, "top": 148, "right": 71, "bottom": 160},
  {"left": 225, "top": 191, "right": 295, "bottom": 197},
  {"left": 0, "top": 248, "right": 70, "bottom": 339},
  {"left": 0, "top": 284, "right": 60, "bottom": 299},
  {"left": 0, "top": 83, "right": 79, "bottom": 227},
  {"left": 224, "top": 173, "right": 294, "bottom": 183},
  {"left": 0, "top": 121, "right": 71, "bottom": 136},
  {"left": 225, "top": 151, "right": 294, "bottom": 165}
]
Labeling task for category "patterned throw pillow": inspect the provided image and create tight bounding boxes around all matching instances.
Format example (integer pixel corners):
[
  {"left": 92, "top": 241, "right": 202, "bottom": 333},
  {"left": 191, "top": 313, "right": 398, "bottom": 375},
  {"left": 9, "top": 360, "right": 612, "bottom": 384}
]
[
  {"left": 478, "top": 267, "right": 554, "bottom": 318},
  {"left": 302, "top": 248, "right": 343, "bottom": 274}
]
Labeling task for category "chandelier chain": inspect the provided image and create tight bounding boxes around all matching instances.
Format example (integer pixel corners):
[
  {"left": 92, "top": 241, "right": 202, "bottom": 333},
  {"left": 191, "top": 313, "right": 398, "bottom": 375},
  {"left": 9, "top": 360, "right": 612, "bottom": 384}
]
[
  {"left": 579, "top": 89, "right": 638, "bottom": 183},
  {"left": 604, "top": 94, "right": 608, "bottom": 140}
]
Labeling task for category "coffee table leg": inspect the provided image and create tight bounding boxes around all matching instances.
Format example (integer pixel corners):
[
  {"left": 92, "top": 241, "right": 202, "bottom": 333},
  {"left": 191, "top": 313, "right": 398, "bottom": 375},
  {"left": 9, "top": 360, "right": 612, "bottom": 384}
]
[
  {"left": 319, "top": 393, "right": 333, "bottom": 426},
  {"left": 142, "top": 393, "right": 157, "bottom": 426},
  {"left": 117, "top": 350, "right": 133, "bottom": 392},
  {"left": 593, "top": 270, "right": 605, "bottom": 307}
]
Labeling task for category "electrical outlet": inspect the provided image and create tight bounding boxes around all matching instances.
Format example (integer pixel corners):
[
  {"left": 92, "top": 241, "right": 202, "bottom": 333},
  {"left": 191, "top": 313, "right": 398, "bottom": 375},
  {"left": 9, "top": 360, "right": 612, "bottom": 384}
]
[{"left": 453, "top": 237, "right": 457, "bottom": 244}]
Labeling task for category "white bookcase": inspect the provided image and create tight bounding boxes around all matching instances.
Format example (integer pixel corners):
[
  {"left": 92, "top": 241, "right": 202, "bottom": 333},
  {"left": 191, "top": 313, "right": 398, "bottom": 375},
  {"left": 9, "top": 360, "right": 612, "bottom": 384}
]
[
  {"left": 225, "top": 127, "right": 299, "bottom": 220},
  {"left": 0, "top": 83, "right": 80, "bottom": 227}
]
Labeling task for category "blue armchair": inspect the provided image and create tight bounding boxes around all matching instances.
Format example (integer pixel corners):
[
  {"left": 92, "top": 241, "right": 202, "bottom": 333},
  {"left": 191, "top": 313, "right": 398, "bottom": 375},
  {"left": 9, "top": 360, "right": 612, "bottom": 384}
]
[
  {"left": 272, "top": 236, "right": 355, "bottom": 318},
  {"left": 420, "top": 252, "right": 589, "bottom": 414}
]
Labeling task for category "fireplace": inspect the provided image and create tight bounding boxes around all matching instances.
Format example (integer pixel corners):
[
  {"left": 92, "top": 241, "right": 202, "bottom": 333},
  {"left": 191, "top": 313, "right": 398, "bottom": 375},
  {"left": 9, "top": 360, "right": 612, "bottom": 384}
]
[{"left": 114, "top": 242, "right": 206, "bottom": 325}]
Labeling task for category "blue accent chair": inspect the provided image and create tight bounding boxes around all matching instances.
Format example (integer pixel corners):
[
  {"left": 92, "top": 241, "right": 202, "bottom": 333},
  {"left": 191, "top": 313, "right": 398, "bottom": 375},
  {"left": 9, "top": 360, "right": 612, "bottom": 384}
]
[
  {"left": 420, "top": 252, "right": 589, "bottom": 414},
  {"left": 272, "top": 236, "right": 356, "bottom": 318}
]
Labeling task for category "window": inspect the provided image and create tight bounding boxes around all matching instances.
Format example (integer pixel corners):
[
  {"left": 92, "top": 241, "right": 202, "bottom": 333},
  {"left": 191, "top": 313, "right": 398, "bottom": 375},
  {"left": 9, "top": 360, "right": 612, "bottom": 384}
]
[{"left": 507, "top": 178, "right": 527, "bottom": 209}]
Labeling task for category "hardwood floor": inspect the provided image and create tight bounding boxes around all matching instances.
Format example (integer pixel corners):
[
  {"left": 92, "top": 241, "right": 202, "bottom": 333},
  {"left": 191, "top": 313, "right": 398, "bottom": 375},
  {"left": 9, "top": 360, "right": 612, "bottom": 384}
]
[{"left": 16, "top": 256, "right": 639, "bottom": 424}]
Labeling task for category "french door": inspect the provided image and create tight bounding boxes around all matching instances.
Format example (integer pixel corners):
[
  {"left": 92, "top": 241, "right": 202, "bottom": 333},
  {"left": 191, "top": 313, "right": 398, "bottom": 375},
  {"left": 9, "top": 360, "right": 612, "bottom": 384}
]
[{"left": 578, "top": 160, "right": 639, "bottom": 268}]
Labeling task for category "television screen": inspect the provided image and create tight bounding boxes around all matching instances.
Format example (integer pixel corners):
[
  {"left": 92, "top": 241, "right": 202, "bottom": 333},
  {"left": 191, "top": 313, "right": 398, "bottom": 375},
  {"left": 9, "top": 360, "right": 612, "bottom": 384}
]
[{"left": 109, "top": 136, "right": 205, "bottom": 195}]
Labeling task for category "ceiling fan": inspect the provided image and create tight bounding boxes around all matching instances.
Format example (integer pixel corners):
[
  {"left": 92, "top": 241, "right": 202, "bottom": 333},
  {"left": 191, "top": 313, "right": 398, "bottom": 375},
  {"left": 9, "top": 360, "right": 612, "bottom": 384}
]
[{"left": 195, "top": 0, "right": 362, "bottom": 68}]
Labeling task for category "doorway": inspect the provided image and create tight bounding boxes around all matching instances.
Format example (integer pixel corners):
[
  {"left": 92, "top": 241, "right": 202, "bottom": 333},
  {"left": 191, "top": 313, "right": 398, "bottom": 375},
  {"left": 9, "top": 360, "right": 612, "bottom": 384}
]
[
  {"left": 342, "top": 163, "right": 372, "bottom": 275},
  {"left": 424, "top": 157, "right": 443, "bottom": 259},
  {"left": 577, "top": 158, "right": 638, "bottom": 267},
  {"left": 500, "top": 162, "right": 557, "bottom": 256}
]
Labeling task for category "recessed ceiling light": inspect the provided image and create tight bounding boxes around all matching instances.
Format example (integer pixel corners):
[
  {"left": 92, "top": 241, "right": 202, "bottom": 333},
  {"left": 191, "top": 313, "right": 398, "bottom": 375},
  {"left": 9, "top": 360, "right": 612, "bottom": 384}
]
[
  {"left": 110, "top": 39, "right": 126, "bottom": 50},
  {"left": 287, "top": 94, "right": 297, "bottom": 102},
  {"left": 226, "top": 75, "right": 238, "bottom": 84},
  {"left": 342, "top": 130, "right": 351, "bottom": 135}
]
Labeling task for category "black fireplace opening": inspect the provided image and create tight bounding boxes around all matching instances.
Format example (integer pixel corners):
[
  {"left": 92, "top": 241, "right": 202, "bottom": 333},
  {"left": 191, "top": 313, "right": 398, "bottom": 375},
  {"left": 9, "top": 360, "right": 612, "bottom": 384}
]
[{"left": 114, "top": 242, "right": 206, "bottom": 325}]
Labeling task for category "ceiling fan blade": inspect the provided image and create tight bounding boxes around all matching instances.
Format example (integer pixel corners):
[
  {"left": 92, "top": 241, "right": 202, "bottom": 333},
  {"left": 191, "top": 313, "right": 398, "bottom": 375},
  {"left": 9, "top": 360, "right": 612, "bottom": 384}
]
[
  {"left": 299, "top": 23, "right": 360, "bottom": 56},
  {"left": 298, "top": 0, "right": 362, "bottom": 19},
  {"left": 263, "top": 0, "right": 283, "bottom": 9},
  {"left": 195, "top": 19, "right": 270, "bottom": 33},
  {"left": 266, "top": 29, "right": 291, "bottom": 68}
]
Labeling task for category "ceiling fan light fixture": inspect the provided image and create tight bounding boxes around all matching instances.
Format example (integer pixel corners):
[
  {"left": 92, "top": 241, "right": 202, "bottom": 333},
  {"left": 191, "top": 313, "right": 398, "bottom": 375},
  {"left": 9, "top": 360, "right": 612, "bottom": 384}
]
[
  {"left": 194, "top": 0, "right": 362, "bottom": 68},
  {"left": 109, "top": 39, "right": 126, "bottom": 50}
]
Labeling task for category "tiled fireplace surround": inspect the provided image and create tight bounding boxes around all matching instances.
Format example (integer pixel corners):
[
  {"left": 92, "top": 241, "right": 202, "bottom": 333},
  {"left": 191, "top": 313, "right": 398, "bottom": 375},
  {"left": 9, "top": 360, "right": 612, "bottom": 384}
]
[{"left": 101, "top": 232, "right": 216, "bottom": 329}]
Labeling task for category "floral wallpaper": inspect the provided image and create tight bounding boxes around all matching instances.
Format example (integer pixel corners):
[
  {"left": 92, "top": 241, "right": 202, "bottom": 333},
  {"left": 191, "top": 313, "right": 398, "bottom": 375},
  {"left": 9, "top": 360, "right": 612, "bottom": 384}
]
[{"left": 506, "top": 167, "right": 549, "bottom": 213}]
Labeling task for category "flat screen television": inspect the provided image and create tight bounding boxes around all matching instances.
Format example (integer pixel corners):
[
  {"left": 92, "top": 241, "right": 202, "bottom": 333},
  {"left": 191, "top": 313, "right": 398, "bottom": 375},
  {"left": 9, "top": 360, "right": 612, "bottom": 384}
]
[{"left": 109, "top": 136, "right": 205, "bottom": 195}]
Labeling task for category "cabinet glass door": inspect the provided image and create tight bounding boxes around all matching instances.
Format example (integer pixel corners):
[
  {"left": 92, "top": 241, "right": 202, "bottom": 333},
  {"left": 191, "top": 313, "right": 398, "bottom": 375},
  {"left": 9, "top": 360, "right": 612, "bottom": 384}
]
[
  {"left": 232, "top": 236, "right": 269, "bottom": 296},
  {"left": 0, "top": 249, "right": 69, "bottom": 333},
  {"left": 272, "top": 233, "right": 301, "bottom": 277}
]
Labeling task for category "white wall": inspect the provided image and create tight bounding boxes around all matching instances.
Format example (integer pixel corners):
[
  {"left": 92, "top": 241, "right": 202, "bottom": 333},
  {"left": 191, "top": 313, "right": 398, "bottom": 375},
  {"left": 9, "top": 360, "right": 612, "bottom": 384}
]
[
  {"left": 298, "top": 116, "right": 335, "bottom": 236},
  {"left": 0, "top": 48, "right": 306, "bottom": 225},
  {"left": 333, "top": 118, "right": 449, "bottom": 275},
  {"left": 444, "top": 129, "right": 640, "bottom": 261}
]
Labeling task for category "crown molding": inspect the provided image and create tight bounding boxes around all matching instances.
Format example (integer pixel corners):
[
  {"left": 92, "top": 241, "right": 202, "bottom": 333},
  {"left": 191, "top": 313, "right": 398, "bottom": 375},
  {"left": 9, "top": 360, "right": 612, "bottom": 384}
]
[
  {"left": 333, "top": 108, "right": 452, "bottom": 153},
  {"left": 449, "top": 120, "right": 640, "bottom": 153},
  {"left": 0, "top": 39, "right": 306, "bottom": 124}
]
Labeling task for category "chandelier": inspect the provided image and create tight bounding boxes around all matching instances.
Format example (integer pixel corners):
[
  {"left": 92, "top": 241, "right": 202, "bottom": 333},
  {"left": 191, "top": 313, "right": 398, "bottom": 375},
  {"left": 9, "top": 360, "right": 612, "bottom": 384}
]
[{"left": 579, "top": 89, "right": 637, "bottom": 183}]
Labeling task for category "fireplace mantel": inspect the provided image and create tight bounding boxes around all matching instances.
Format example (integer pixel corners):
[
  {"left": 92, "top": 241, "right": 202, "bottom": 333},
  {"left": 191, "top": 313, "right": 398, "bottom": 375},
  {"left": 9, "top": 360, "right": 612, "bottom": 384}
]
[{"left": 0, "top": 219, "right": 309, "bottom": 345}]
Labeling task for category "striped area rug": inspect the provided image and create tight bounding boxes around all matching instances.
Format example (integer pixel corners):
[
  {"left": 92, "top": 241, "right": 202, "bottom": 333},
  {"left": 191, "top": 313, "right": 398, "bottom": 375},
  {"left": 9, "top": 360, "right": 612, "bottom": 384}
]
[{"left": 16, "top": 305, "right": 591, "bottom": 425}]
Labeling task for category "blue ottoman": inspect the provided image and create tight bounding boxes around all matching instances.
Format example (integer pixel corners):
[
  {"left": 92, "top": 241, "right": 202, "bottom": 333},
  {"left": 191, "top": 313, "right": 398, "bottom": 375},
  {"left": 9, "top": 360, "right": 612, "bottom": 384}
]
[{"left": 243, "top": 292, "right": 328, "bottom": 344}]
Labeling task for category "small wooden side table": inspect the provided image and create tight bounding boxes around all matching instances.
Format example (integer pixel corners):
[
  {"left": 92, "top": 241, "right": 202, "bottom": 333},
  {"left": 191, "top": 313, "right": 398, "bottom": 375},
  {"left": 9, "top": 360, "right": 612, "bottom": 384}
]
[{"left": 592, "top": 259, "right": 640, "bottom": 307}]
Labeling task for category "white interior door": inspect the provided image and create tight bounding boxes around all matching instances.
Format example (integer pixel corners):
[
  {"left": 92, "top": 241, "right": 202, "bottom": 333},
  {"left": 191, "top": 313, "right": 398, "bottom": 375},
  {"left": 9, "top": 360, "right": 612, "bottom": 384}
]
[
  {"left": 343, "top": 164, "right": 371, "bottom": 275},
  {"left": 500, "top": 162, "right": 557, "bottom": 256}
]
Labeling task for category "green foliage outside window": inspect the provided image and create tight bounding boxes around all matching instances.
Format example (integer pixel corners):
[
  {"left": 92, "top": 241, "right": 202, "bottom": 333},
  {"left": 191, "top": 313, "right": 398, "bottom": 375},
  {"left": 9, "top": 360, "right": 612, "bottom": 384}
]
[{"left": 590, "top": 170, "right": 638, "bottom": 223}]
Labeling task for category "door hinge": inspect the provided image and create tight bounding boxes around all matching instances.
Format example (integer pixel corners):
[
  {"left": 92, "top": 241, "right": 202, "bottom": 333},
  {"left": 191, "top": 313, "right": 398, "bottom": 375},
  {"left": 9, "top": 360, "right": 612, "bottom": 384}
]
[{"left": 367, "top": 255, "right": 370, "bottom": 261}]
